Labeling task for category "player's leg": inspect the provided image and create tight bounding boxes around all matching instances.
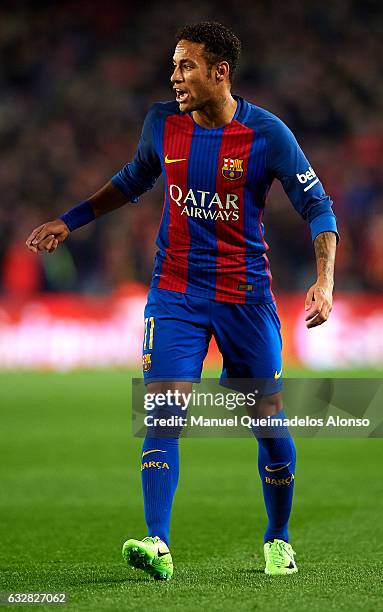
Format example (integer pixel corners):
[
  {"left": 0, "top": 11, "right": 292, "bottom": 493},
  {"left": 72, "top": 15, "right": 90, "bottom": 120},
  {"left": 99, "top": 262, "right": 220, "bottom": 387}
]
[
  {"left": 251, "top": 392, "right": 297, "bottom": 574},
  {"left": 141, "top": 379, "right": 191, "bottom": 550},
  {"left": 124, "top": 379, "right": 191, "bottom": 580},
  {"left": 250, "top": 392, "right": 296, "bottom": 543},
  {"left": 123, "top": 288, "right": 211, "bottom": 580},
  {"left": 212, "top": 300, "right": 297, "bottom": 574}
]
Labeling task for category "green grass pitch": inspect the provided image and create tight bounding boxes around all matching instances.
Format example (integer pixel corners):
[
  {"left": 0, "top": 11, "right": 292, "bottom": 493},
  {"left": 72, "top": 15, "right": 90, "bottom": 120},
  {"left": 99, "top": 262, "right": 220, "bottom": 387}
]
[{"left": 0, "top": 370, "right": 382, "bottom": 611}]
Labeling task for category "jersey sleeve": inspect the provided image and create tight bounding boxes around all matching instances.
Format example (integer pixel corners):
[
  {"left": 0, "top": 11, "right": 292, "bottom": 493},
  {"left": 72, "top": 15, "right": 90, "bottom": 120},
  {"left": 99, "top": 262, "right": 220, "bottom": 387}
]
[
  {"left": 111, "top": 104, "right": 162, "bottom": 203},
  {"left": 265, "top": 118, "right": 339, "bottom": 242}
]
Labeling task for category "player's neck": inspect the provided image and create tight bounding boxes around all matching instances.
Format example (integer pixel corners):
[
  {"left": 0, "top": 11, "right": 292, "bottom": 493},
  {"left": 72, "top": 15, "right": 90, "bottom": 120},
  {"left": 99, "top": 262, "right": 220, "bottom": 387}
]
[{"left": 191, "top": 94, "right": 237, "bottom": 129}]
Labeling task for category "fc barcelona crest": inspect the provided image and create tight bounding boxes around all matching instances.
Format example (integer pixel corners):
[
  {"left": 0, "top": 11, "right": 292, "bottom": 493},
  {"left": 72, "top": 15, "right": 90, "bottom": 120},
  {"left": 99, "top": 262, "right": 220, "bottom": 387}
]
[
  {"left": 142, "top": 353, "right": 152, "bottom": 372},
  {"left": 222, "top": 157, "right": 243, "bottom": 180}
]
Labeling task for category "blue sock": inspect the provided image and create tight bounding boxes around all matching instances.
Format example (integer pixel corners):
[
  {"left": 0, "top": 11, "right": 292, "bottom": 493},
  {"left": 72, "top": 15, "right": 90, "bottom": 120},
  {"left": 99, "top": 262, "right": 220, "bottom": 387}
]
[
  {"left": 141, "top": 436, "right": 179, "bottom": 546},
  {"left": 253, "top": 410, "right": 296, "bottom": 542}
]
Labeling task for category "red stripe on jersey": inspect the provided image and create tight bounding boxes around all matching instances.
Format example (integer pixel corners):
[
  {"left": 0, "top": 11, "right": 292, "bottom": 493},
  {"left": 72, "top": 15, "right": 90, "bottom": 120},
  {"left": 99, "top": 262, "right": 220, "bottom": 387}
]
[
  {"left": 214, "top": 121, "right": 254, "bottom": 302},
  {"left": 158, "top": 114, "right": 194, "bottom": 293}
]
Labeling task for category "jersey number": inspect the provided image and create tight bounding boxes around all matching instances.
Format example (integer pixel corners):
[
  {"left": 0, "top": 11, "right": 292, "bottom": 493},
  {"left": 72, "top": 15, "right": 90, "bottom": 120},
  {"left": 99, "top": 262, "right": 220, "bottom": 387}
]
[{"left": 143, "top": 316, "right": 155, "bottom": 350}]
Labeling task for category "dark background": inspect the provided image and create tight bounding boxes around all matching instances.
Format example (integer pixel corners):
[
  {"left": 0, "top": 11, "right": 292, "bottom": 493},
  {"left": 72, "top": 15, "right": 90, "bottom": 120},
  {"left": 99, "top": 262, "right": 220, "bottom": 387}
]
[{"left": 1, "top": 0, "right": 382, "bottom": 296}]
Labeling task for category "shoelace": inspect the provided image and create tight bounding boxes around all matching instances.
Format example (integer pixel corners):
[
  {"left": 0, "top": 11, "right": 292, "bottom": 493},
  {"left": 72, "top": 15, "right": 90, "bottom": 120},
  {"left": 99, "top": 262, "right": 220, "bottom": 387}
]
[{"left": 268, "top": 541, "right": 295, "bottom": 567}]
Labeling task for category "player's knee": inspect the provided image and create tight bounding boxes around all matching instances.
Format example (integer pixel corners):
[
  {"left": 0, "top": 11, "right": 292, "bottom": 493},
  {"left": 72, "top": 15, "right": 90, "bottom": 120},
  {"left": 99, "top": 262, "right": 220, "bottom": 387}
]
[
  {"left": 249, "top": 391, "right": 283, "bottom": 418},
  {"left": 146, "top": 381, "right": 193, "bottom": 395},
  {"left": 261, "top": 392, "right": 283, "bottom": 415},
  {"left": 144, "top": 382, "right": 191, "bottom": 439},
  {"left": 145, "top": 405, "right": 185, "bottom": 439}
]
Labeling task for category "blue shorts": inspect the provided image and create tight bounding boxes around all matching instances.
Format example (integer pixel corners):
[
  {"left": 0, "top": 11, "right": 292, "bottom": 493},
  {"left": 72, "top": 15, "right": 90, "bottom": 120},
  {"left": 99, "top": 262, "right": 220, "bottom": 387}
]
[{"left": 142, "top": 288, "right": 282, "bottom": 394}]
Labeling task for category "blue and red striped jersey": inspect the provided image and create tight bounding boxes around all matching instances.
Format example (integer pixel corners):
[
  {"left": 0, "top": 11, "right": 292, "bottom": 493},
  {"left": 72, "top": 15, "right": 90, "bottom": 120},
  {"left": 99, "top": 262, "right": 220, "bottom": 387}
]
[{"left": 112, "top": 96, "right": 338, "bottom": 303}]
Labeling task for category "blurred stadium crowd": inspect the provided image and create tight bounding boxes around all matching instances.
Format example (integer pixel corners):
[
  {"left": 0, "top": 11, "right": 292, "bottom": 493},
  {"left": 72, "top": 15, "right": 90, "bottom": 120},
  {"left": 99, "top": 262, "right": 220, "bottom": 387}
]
[{"left": 1, "top": 0, "right": 382, "bottom": 296}]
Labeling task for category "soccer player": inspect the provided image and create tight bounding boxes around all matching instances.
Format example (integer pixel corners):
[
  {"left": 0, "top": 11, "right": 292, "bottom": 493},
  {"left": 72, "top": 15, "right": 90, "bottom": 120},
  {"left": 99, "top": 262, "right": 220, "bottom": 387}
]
[{"left": 26, "top": 22, "right": 338, "bottom": 579}]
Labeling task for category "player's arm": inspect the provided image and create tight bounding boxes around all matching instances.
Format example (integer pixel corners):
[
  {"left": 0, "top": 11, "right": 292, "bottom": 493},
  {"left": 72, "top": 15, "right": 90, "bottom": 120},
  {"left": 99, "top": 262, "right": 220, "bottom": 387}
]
[
  {"left": 26, "top": 181, "right": 128, "bottom": 253},
  {"left": 304, "top": 231, "right": 337, "bottom": 328},
  {"left": 26, "top": 105, "right": 162, "bottom": 253},
  {"left": 265, "top": 117, "right": 339, "bottom": 328}
]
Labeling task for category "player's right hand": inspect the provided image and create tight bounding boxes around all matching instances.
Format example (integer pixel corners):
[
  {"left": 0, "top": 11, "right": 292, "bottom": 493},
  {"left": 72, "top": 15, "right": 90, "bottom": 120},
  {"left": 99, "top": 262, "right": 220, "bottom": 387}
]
[{"left": 26, "top": 219, "right": 70, "bottom": 254}]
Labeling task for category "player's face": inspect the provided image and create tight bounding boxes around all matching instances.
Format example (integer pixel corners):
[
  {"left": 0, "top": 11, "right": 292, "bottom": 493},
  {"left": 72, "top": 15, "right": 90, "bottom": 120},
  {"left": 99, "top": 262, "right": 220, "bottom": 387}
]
[{"left": 171, "top": 40, "right": 219, "bottom": 112}]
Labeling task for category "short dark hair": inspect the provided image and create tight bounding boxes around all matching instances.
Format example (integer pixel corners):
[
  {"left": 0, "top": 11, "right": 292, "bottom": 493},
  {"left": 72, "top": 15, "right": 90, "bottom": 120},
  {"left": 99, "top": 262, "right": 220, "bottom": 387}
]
[{"left": 175, "top": 21, "right": 241, "bottom": 82}]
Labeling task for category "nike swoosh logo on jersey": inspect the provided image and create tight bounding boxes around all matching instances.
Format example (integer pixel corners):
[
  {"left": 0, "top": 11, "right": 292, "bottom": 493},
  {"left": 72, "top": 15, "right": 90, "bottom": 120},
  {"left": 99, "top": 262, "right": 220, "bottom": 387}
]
[
  {"left": 142, "top": 449, "right": 167, "bottom": 458},
  {"left": 265, "top": 462, "right": 291, "bottom": 473},
  {"left": 274, "top": 368, "right": 282, "bottom": 379},
  {"left": 165, "top": 154, "right": 187, "bottom": 164}
]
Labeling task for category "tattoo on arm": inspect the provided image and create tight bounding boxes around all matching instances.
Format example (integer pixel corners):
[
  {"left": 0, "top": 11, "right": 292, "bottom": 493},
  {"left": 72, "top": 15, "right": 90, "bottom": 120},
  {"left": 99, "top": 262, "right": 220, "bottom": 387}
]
[{"left": 314, "top": 232, "right": 337, "bottom": 285}]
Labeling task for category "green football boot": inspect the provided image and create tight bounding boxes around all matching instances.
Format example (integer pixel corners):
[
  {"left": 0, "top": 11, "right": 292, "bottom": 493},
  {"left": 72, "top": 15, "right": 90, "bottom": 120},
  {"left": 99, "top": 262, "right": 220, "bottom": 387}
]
[
  {"left": 264, "top": 539, "right": 298, "bottom": 575},
  {"left": 122, "top": 536, "right": 173, "bottom": 581}
]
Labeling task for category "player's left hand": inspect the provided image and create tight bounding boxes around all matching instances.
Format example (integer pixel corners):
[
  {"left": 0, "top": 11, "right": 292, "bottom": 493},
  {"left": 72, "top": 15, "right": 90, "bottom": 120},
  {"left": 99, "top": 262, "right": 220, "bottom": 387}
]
[
  {"left": 26, "top": 219, "right": 69, "bottom": 254},
  {"left": 304, "top": 281, "right": 333, "bottom": 329}
]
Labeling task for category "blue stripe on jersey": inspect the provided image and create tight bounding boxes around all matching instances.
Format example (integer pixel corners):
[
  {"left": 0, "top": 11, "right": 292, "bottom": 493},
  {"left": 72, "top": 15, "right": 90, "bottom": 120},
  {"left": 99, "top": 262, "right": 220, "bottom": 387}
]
[
  {"left": 243, "top": 131, "right": 270, "bottom": 301},
  {"left": 186, "top": 124, "right": 224, "bottom": 298},
  {"left": 151, "top": 112, "right": 167, "bottom": 287}
]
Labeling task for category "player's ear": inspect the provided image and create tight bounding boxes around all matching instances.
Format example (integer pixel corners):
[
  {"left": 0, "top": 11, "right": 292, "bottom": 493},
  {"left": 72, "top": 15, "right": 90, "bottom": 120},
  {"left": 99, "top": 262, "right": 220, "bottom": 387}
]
[{"left": 216, "top": 61, "right": 229, "bottom": 82}]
